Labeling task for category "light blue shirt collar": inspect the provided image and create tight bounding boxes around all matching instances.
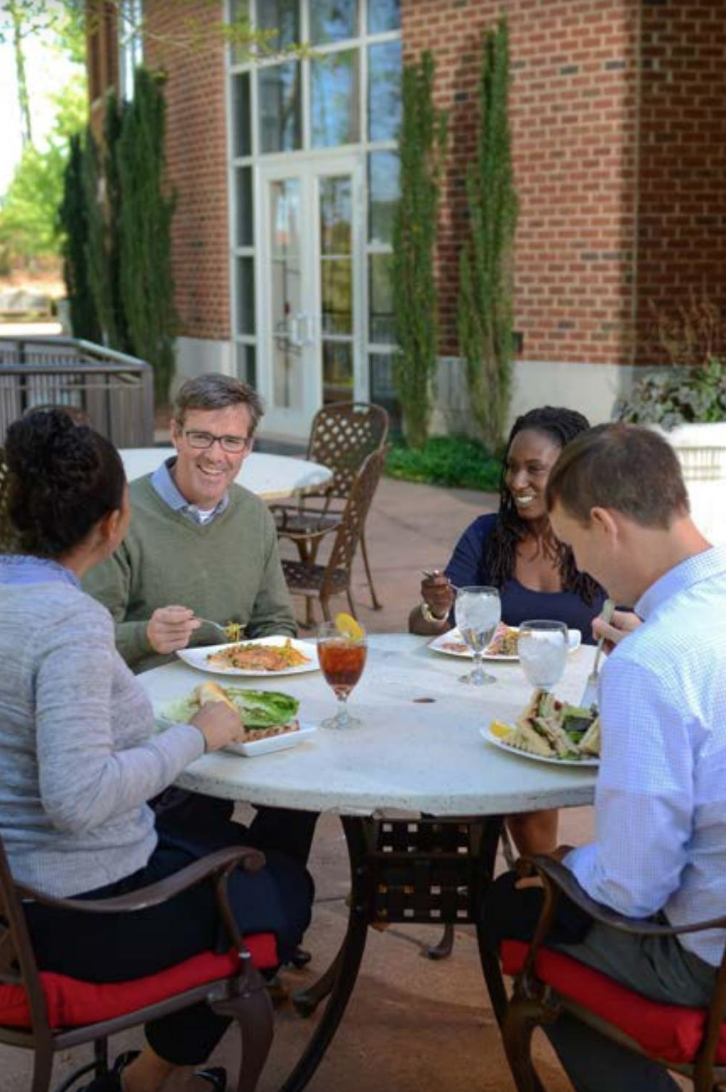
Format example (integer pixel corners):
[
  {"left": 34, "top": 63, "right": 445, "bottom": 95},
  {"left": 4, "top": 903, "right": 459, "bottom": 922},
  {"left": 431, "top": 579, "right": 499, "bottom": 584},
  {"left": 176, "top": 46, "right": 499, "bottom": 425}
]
[
  {"left": 151, "top": 457, "right": 229, "bottom": 525},
  {"left": 0, "top": 554, "right": 81, "bottom": 588},
  {"left": 635, "top": 543, "right": 726, "bottom": 621}
]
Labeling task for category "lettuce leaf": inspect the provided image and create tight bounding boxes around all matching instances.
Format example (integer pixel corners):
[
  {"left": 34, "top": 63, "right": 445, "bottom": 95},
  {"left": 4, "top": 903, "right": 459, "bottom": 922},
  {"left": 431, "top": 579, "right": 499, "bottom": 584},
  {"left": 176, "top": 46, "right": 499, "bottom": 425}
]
[{"left": 160, "top": 687, "right": 299, "bottom": 728}]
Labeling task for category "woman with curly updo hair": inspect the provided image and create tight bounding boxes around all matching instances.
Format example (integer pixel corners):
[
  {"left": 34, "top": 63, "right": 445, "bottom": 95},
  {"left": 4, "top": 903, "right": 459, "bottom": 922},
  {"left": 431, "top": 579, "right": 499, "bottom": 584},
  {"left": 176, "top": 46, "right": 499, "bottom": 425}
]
[
  {"left": 0, "top": 410, "right": 312, "bottom": 1092},
  {"left": 409, "top": 406, "right": 606, "bottom": 854}
]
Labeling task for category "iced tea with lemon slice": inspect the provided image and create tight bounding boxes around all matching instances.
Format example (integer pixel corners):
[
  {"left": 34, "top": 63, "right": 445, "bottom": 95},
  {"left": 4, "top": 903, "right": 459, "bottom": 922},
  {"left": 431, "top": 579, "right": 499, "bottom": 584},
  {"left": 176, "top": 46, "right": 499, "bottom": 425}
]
[{"left": 318, "top": 615, "right": 367, "bottom": 729}]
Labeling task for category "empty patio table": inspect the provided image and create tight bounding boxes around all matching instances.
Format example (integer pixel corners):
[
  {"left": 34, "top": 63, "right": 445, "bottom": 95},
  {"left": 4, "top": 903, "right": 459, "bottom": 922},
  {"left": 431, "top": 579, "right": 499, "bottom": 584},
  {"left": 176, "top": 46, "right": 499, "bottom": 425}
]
[
  {"left": 139, "top": 633, "right": 598, "bottom": 1092},
  {"left": 119, "top": 448, "right": 332, "bottom": 501}
]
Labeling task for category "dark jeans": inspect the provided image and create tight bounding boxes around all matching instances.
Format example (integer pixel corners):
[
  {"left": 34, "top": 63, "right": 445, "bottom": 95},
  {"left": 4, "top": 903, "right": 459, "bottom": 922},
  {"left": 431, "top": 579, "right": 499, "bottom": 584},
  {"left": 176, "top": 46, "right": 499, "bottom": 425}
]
[
  {"left": 152, "top": 788, "right": 318, "bottom": 867},
  {"left": 24, "top": 831, "right": 313, "bottom": 1066}
]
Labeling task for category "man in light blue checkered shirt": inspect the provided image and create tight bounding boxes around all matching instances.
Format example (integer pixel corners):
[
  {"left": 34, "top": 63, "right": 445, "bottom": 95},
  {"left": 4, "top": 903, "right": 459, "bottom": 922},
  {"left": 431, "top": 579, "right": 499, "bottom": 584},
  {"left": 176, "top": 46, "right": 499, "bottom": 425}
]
[{"left": 488, "top": 423, "right": 726, "bottom": 1092}]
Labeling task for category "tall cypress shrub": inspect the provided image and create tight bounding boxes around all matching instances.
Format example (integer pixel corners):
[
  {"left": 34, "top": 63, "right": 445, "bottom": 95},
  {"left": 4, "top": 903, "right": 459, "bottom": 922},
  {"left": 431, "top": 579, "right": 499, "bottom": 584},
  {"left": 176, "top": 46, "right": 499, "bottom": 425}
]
[
  {"left": 58, "top": 132, "right": 102, "bottom": 341},
  {"left": 458, "top": 18, "right": 518, "bottom": 451},
  {"left": 103, "top": 88, "right": 130, "bottom": 353},
  {"left": 117, "top": 67, "right": 176, "bottom": 404},
  {"left": 391, "top": 51, "right": 448, "bottom": 450}
]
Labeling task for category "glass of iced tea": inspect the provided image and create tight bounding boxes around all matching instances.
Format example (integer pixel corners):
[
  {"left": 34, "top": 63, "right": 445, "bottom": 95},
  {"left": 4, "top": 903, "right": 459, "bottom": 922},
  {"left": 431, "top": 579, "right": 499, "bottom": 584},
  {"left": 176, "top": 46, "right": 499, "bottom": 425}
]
[{"left": 317, "top": 621, "right": 368, "bottom": 729}]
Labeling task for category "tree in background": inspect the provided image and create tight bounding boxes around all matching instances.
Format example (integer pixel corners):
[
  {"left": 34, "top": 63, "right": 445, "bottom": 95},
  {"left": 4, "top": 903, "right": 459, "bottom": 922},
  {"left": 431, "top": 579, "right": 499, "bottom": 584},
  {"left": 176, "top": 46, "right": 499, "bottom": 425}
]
[
  {"left": 458, "top": 18, "right": 518, "bottom": 452},
  {"left": 391, "top": 51, "right": 448, "bottom": 449},
  {"left": 57, "top": 131, "right": 102, "bottom": 341},
  {"left": 0, "top": 74, "right": 87, "bottom": 267},
  {"left": 117, "top": 68, "right": 176, "bottom": 403}
]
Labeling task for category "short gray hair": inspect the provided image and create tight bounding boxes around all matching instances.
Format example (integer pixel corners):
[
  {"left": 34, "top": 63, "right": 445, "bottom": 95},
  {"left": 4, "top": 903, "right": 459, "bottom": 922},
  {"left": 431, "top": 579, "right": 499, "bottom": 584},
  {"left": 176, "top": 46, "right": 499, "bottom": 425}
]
[{"left": 173, "top": 374, "right": 265, "bottom": 434}]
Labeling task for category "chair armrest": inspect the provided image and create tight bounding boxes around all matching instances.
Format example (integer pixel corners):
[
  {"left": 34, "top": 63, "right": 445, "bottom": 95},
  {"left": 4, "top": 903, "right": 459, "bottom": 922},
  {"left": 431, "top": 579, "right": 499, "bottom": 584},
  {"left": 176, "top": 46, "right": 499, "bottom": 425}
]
[
  {"left": 17, "top": 845, "right": 266, "bottom": 915},
  {"left": 527, "top": 854, "right": 726, "bottom": 937}
]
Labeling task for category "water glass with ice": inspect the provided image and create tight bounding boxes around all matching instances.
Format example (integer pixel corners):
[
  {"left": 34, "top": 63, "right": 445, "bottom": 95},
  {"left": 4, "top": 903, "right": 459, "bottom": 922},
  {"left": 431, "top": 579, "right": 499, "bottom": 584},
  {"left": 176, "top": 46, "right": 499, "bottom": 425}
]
[
  {"left": 454, "top": 586, "right": 501, "bottom": 685},
  {"left": 518, "top": 620, "right": 569, "bottom": 692}
]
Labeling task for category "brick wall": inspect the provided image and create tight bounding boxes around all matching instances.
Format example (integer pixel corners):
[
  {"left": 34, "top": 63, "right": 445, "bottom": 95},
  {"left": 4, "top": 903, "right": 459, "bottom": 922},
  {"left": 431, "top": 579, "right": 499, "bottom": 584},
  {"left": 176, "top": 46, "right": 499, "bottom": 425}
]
[
  {"left": 144, "top": 0, "right": 230, "bottom": 342},
  {"left": 402, "top": 0, "right": 640, "bottom": 368},
  {"left": 636, "top": 0, "right": 726, "bottom": 363}
]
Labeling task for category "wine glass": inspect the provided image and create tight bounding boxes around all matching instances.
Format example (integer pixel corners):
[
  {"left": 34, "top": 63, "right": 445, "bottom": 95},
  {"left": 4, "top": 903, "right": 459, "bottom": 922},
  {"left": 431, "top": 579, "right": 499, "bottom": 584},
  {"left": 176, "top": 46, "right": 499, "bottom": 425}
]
[
  {"left": 518, "top": 620, "right": 569, "bottom": 693},
  {"left": 317, "top": 622, "right": 368, "bottom": 729},
  {"left": 454, "top": 586, "right": 501, "bottom": 685}
]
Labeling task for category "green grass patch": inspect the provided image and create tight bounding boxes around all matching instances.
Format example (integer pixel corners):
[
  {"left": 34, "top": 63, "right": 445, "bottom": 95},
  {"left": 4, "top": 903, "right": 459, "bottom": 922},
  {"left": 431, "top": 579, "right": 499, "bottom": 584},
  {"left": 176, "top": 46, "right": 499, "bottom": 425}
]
[{"left": 385, "top": 435, "right": 502, "bottom": 492}]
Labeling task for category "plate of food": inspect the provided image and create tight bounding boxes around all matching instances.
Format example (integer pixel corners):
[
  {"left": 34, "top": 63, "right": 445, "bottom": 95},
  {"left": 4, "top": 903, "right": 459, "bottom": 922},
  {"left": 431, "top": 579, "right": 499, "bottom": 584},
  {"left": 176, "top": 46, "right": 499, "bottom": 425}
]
[
  {"left": 428, "top": 624, "right": 581, "bottom": 662},
  {"left": 481, "top": 688, "right": 599, "bottom": 766},
  {"left": 176, "top": 636, "right": 318, "bottom": 676},
  {"left": 156, "top": 681, "right": 316, "bottom": 756}
]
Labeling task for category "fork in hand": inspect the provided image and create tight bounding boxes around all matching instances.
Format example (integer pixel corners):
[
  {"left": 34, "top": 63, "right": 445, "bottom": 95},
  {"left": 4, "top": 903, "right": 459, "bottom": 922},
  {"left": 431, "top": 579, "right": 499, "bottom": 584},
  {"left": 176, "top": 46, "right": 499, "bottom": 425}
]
[
  {"left": 195, "top": 618, "right": 244, "bottom": 642},
  {"left": 579, "top": 599, "right": 615, "bottom": 710}
]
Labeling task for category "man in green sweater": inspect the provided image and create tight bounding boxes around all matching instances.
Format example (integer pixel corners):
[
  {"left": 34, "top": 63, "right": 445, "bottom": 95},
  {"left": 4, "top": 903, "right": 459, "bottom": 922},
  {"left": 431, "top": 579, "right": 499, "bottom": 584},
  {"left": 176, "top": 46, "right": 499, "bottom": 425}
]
[
  {"left": 84, "top": 376, "right": 316, "bottom": 926},
  {"left": 84, "top": 373, "right": 296, "bottom": 674}
]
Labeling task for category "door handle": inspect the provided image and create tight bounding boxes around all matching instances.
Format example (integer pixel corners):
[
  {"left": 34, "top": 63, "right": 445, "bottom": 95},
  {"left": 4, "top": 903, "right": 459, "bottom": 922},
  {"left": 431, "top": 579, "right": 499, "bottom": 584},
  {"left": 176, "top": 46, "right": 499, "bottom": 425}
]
[
  {"left": 288, "top": 315, "right": 303, "bottom": 349},
  {"left": 297, "top": 312, "right": 315, "bottom": 347}
]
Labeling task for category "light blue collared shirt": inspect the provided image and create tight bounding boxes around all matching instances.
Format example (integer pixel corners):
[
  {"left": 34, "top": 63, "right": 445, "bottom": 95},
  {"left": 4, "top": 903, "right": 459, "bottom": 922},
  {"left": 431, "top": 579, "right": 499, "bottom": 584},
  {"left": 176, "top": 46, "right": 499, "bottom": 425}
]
[
  {"left": 150, "top": 457, "right": 229, "bottom": 525},
  {"left": 565, "top": 544, "right": 726, "bottom": 965},
  {"left": 0, "top": 555, "right": 80, "bottom": 589}
]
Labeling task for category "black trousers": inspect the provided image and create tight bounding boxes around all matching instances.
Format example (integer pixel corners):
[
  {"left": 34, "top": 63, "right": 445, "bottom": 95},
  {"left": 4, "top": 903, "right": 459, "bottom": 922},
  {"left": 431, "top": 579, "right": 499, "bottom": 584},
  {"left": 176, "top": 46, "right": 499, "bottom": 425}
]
[{"left": 24, "top": 830, "right": 313, "bottom": 1066}]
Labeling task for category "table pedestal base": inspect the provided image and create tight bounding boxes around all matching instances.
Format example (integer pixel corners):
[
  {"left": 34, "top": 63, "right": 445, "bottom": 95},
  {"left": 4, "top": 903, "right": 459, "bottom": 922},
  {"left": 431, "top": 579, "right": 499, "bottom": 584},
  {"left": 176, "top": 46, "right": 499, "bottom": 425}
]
[{"left": 280, "top": 814, "right": 508, "bottom": 1092}]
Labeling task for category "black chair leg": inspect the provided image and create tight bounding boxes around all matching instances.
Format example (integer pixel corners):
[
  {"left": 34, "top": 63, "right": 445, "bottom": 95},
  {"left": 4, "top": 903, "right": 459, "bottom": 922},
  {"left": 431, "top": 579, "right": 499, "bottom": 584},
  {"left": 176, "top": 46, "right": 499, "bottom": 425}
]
[
  {"left": 426, "top": 922, "right": 455, "bottom": 960},
  {"left": 212, "top": 981, "right": 274, "bottom": 1092}
]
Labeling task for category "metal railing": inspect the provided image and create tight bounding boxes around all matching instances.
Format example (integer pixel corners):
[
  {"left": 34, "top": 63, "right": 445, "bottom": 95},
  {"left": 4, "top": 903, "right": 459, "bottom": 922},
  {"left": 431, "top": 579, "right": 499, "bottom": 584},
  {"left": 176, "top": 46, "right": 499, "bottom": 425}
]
[{"left": 0, "top": 337, "right": 154, "bottom": 447}]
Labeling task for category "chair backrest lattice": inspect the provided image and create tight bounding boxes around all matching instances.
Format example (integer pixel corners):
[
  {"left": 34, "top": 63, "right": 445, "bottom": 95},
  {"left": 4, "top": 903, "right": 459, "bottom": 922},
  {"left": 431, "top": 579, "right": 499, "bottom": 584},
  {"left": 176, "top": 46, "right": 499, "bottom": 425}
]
[
  {"left": 307, "top": 402, "right": 389, "bottom": 500},
  {"left": 322, "top": 448, "right": 386, "bottom": 588}
]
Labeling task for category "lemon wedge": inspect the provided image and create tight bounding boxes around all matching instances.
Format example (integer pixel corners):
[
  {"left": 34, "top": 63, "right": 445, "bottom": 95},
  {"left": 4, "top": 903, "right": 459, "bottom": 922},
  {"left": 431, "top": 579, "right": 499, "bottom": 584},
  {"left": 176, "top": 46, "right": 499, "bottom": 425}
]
[
  {"left": 335, "top": 612, "right": 365, "bottom": 640},
  {"left": 490, "top": 719, "right": 513, "bottom": 740}
]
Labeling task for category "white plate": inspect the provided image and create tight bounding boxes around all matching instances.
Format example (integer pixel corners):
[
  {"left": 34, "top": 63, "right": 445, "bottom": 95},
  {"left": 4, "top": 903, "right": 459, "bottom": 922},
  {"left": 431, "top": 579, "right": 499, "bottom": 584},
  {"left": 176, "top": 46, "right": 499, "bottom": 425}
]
[
  {"left": 176, "top": 636, "right": 319, "bottom": 676},
  {"left": 428, "top": 626, "right": 581, "bottom": 662},
  {"left": 226, "top": 722, "right": 317, "bottom": 757},
  {"left": 480, "top": 725, "right": 598, "bottom": 767}
]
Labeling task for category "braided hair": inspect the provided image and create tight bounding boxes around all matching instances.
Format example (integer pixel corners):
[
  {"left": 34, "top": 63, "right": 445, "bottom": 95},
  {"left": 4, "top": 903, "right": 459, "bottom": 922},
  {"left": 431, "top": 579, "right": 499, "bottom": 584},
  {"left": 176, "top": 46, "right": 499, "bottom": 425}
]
[
  {"left": 5, "top": 409, "right": 125, "bottom": 558},
  {"left": 485, "top": 406, "right": 602, "bottom": 605}
]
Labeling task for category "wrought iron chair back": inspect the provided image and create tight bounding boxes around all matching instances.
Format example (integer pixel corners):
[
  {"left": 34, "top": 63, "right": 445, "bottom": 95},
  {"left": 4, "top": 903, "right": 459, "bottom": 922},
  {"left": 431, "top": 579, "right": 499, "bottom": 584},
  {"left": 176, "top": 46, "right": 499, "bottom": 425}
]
[
  {"left": 282, "top": 447, "right": 386, "bottom": 623},
  {"left": 306, "top": 401, "right": 389, "bottom": 500}
]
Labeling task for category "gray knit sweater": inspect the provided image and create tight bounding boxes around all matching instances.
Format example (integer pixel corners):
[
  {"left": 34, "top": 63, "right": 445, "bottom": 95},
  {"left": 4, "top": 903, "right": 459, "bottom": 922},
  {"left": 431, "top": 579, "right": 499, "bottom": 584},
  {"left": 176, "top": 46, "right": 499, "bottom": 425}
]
[{"left": 0, "top": 580, "right": 204, "bottom": 897}]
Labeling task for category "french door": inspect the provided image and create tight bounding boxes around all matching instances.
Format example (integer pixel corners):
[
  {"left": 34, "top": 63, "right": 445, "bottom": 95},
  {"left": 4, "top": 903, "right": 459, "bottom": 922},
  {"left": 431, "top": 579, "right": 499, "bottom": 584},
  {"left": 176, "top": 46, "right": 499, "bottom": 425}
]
[{"left": 258, "top": 155, "right": 365, "bottom": 436}]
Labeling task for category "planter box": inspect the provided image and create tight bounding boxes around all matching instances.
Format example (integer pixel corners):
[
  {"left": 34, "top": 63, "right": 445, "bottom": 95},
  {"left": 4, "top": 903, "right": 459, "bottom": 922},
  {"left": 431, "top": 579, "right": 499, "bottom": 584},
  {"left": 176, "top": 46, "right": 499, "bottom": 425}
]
[{"left": 654, "top": 423, "right": 726, "bottom": 544}]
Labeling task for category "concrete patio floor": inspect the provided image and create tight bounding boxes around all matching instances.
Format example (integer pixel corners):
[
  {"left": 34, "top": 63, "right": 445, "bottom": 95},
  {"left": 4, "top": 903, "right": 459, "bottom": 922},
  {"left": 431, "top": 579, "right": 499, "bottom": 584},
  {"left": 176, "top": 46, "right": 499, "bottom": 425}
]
[{"left": 3, "top": 474, "right": 683, "bottom": 1091}]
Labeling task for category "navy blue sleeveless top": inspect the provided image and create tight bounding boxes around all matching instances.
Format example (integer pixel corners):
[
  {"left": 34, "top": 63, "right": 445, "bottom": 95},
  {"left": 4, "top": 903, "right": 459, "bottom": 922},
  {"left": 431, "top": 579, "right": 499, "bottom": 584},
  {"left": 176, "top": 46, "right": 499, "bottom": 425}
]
[{"left": 444, "top": 513, "right": 604, "bottom": 645}]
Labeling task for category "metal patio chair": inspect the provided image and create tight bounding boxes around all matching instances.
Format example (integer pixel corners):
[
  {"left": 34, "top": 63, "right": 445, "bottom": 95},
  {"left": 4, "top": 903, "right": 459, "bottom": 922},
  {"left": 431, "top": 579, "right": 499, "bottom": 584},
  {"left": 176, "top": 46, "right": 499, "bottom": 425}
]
[
  {"left": 501, "top": 854, "right": 726, "bottom": 1092},
  {"left": 281, "top": 447, "right": 386, "bottom": 625},
  {"left": 271, "top": 402, "right": 389, "bottom": 616},
  {"left": 0, "top": 833, "right": 276, "bottom": 1092}
]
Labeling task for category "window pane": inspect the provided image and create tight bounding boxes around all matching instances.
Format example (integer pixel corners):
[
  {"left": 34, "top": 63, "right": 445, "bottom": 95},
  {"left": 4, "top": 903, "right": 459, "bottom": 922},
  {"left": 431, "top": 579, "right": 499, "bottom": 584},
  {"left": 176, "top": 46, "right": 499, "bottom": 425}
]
[
  {"left": 237, "top": 342, "right": 257, "bottom": 388},
  {"left": 320, "top": 176, "right": 352, "bottom": 255},
  {"left": 236, "top": 256, "right": 256, "bottom": 334},
  {"left": 368, "top": 40, "right": 402, "bottom": 142},
  {"left": 369, "top": 351, "right": 400, "bottom": 420},
  {"left": 323, "top": 341, "right": 354, "bottom": 403},
  {"left": 235, "top": 167, "right": 253, "bottom": 246},
  {"left": 368, "top": 0, "right": 400, "bottom": 33},
  {"left": 232, "top": 72, "right": 251, "bottom": 157},
  {"left": 321, "top": 259, "right": 352, "bottom": 335},
  {"left": 311, "top": 50, "right": 359, "bottom": 148},
  {"left": 310, "top": 0, "right": 357, "bottom": 44},
  {"left": 268, "top": 179, "right": 304, "bottom": 412},
  {"left": 257, "top": 0, "right": 299, "bottom": 51},
  {"left": 229, "top": 0, "right": 251, "bottom": 65},
  {"left": 258, "top": 62, "right": 302, "bottom": 153},
  {"left": 369, "top": 252, "right": 395, "bottom": 344},
  {"left": 368, "top": 152, "right": 399, "bottom": 246}
]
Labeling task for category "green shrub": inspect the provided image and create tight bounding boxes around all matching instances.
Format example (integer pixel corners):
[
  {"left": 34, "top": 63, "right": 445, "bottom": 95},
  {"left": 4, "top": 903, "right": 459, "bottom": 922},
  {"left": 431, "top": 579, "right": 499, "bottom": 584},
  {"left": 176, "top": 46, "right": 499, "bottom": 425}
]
[
  {"left": 615, "top": 358, "right": 726, "bottom": 429},
  {"left": 385, "top": 435, "right": 501, "bottom": 492}
]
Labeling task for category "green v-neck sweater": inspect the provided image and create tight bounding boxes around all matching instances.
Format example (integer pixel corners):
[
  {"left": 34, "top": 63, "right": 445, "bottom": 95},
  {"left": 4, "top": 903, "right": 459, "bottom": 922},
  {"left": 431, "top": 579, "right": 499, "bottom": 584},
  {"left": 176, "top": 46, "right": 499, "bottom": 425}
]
[{"left": 83, "top": 476, "right": 296, "bottom": 672}]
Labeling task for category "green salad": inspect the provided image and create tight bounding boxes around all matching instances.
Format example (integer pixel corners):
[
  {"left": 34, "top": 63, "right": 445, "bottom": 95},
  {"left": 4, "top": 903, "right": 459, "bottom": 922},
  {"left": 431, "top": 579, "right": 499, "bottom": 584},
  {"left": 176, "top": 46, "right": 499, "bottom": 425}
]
[{"left": 161, "top": 687, "right": 299, "bottom": 729}]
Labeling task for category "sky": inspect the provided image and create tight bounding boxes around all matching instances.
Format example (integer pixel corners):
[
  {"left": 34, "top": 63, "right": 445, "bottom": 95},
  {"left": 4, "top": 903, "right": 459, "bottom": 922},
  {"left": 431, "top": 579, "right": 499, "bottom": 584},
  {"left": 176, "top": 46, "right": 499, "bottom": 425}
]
[{"left": 0, "top": 31, "right": 81, "bottom": 196}]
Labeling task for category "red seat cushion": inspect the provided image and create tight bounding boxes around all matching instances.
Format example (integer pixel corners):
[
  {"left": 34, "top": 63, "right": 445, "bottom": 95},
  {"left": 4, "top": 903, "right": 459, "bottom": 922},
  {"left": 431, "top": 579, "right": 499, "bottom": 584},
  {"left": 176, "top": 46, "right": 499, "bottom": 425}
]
[
  {"left": 502, "top": 939, "right": 725, "bottom": 1065},
  {"left": 0, "top": 933, "right": 278, "bottom": 1030}
]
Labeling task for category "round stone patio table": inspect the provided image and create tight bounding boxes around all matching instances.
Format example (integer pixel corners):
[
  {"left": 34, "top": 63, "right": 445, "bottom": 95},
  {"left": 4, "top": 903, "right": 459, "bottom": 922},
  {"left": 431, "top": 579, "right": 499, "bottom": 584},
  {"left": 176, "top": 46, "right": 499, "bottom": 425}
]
[
  {"left": 140, "top": 633, "right": 598, "bottom": 1092},
  {"left": 119, "top": 448, "right": 332, "bottom": 501}
]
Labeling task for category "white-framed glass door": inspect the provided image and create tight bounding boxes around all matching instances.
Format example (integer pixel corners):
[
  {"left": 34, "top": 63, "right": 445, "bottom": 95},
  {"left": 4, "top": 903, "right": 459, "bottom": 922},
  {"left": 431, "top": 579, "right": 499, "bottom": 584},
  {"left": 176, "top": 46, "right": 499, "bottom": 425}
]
[{"left": 258, "top": 154, "right": 364, "bottom": 436}]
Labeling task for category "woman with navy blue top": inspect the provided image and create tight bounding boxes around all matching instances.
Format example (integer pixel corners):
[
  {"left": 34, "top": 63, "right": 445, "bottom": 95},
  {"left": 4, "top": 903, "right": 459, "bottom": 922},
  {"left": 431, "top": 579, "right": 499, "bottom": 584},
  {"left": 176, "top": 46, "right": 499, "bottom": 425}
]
[{"left": 409, "top": 406, "right": 605, "bottom": 855}]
